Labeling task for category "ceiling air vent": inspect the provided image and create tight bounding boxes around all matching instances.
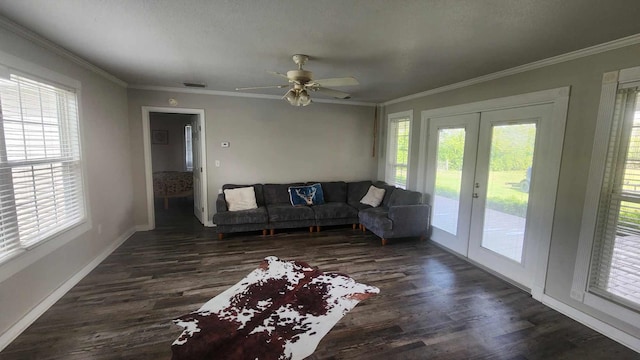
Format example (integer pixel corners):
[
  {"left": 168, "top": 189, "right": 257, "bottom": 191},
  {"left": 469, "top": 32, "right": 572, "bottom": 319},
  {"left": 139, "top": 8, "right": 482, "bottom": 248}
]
[{"left": 183, "top": 82, "right": 206, "bottom": 88}]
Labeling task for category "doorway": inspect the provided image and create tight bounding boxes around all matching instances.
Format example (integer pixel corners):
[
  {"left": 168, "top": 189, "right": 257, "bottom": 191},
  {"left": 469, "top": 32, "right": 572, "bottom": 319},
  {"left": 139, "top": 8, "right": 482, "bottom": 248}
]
[
  {"left": 142, "top": 107, "right": 209, "bottom": 230},
  {"left": 420, "top": 88, "right": 569, "bottom": 297}
]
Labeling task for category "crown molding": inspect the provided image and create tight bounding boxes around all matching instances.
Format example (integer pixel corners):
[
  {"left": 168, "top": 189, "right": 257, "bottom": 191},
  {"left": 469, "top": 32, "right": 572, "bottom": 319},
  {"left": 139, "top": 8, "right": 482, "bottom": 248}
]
[
  {"left": 128, "top": 85, "right": 377, "bottom": 107},
  {"left": 382, "top": 33, "right": 640, "bottom": 106},
  {"left": 0, "top": 16, "right": 128, "bottom": 88}
]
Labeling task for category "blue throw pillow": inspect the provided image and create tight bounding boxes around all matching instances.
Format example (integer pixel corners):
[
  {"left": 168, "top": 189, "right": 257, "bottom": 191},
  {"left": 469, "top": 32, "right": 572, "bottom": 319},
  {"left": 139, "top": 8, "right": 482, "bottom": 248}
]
[{"left": 288, "top": 183, "right": 325, "bottom": 206}]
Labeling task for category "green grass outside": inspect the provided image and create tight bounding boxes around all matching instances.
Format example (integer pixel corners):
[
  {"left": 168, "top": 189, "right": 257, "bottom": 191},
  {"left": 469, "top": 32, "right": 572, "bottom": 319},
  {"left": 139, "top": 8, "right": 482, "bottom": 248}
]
[{"left": 435, "top": 169, "right": 530, "bottom": 217}]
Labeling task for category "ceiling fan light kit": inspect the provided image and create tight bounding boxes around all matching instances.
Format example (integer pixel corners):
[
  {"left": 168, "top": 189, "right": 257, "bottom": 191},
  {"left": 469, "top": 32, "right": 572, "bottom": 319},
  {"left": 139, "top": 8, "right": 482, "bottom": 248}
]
[
  {"left": 235, "top": 54, "right": 359, "bottom": 106},
  {"left": 284, "top": 88, "right": 312, "bottom": 107}
]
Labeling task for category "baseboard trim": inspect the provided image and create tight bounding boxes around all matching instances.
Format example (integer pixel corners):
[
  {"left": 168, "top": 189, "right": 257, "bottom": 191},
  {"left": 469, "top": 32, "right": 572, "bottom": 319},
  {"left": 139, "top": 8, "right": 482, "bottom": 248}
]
[
  {"left": 540, "top": 295, "right": 640, "bottom": 353},
  {"left": 0, "top": 227, "right": 136, "bottom": 351},
  {"left": 135, "top": 224, "right": 151, "bottom": 231}
]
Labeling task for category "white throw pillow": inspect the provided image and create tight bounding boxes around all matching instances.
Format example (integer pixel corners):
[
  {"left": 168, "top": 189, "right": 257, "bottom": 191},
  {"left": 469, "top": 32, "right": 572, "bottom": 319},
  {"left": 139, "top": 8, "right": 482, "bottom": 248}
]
[
  {"left": 224, "top": 187, "right": 258, "bottom": 211},
  {"left": 360, "top": 185, "right": 385, "bottom": 207}
]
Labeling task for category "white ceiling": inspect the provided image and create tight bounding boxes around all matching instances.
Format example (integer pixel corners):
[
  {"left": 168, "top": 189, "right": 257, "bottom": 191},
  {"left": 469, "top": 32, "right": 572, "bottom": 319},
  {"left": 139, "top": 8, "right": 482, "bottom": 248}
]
[{"left": 1, "top": 0, "right": 640, "bottom": 103}]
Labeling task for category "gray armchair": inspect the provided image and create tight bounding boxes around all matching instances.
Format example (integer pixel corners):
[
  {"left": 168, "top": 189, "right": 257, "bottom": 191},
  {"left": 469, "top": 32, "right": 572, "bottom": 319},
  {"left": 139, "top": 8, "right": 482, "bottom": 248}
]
[{"left": 358, "top": 188, "right": 431, "bottom": 245}]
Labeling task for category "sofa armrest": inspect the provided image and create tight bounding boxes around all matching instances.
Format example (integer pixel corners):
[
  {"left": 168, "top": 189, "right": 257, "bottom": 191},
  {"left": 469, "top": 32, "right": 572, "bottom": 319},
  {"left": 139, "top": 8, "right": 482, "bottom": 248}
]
[
  {"left": 216, "top": 193, "right": 228, "bottom": 212},
  {"left": 388, "top": 204, "right": 431, "bottom": 234}
]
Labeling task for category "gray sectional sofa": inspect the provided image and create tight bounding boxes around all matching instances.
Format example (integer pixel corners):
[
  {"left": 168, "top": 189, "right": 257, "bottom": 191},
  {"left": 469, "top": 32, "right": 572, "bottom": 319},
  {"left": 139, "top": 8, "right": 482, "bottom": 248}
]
[{"left": 213, "top": 180, "right": 431, "bottom": 245}]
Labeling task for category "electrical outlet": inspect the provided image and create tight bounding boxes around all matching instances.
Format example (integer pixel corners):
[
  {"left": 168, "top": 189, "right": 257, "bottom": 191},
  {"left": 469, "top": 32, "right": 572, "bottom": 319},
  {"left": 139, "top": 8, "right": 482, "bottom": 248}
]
[{"left": 215, "top": 160, "right": 220, "bottom": 167}]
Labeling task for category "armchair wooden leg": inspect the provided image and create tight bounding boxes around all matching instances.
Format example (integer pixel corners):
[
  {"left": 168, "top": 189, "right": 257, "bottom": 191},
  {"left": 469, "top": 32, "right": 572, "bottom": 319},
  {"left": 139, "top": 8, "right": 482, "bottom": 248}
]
[
  {"left": 361, "top": 225, "right": 366, "bottom": 233},
  {"left": 316, "top": 226, "right": 321, "bottom": 232},
  {"left": 420, "top": 234, "right": 426, "bottom": 241},
  {"left": 262, "top": 229, "right": 267, "bottom": 236},
  {"left": 270, "top": 229, "right": 275, "bottom": 236},
  {"left": 218, "top": 233, "right": 223, "bottom": 240},
  {"left": 381, "top": 238, "right": 388, "bottom": 246},
  {"left": 309, "top": 226, "right": 314, "bottom": 233},
  {"left": 352, "top": 224, "right": 357, "bottom": 230}
]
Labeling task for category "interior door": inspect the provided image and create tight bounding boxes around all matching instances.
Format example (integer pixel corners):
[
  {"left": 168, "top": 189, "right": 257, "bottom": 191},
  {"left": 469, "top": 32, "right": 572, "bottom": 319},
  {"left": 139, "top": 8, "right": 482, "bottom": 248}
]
[
  {"left": 425, "top": 113, "right": 479, "bottom": 256},
  {"left": 467, "top": 104, "right": 552, "bottom": 289},
  {"left": 191, "top": 117, "right": 204, "bottom": 224}
]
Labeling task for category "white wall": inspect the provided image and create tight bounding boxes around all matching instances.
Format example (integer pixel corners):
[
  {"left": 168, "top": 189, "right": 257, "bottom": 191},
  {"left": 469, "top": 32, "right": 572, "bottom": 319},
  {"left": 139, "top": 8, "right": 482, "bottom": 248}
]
[
  {"left": 379, "top": 43, "right": 640, "bottom": 339},
  {"left": 0, "top": 26, "right": 133, "bottom": 341},
  {"left": 150, "top": 113, "right": 194, "bottom": 172},
  {"left": 127, "top": 91, "right": 377, "bottom": 227}
]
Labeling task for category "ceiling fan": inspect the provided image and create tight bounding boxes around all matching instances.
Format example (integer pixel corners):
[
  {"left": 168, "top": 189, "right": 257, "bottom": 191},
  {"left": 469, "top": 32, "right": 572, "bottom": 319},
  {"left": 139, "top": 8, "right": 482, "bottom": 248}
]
[{"left": 235, "top": 54, "right": 359, "bottom": 106}]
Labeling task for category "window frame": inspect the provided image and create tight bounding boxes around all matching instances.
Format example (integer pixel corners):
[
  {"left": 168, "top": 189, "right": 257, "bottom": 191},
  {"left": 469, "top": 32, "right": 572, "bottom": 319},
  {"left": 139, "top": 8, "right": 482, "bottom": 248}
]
[
  {"left": 572, "top": 66, "right": 640, "bottom": 327},
  {"left": 385, "top": 110, "right": 413, "bottom": 189},
  {"left": 184, "top": 124, "right": 193, "bottom": 171},
  {"left": 0, "top": 50, "right": 90, "bottom": 282}
]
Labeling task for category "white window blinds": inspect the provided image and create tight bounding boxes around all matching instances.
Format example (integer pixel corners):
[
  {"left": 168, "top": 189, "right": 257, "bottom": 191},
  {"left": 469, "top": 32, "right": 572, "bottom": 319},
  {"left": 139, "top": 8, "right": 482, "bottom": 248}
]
[
  {"left": 590, "top": 87, "right": 640, "bottom": 310},
  {"left": 386, "top": 118, "right": 410, "bottom": 188},
  {"left": 0, "top": 74, "right": 85, "bottom": 262}
]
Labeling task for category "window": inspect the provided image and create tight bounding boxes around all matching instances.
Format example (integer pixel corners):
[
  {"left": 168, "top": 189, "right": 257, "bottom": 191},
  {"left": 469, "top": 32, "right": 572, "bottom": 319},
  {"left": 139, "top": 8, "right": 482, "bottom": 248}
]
[
  {"left": 0, "top": 73, "right": 84, "bottom": 262},
  {"left": 385, "top": 111, "right": 412, "bottom": 188},
  {"left": 573, "top": 67, "right": 640, "bottom": 326},
  {"left": 184, "top": 124, "right": 193, "bottom": 171},
  {"left": 590, "top": 87, "right": 640, "bottom": 309}
]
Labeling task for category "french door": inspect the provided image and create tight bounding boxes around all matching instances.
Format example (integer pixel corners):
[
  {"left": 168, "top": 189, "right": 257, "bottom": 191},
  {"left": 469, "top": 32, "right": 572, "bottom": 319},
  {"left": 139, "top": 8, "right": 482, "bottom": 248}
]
[
  {"left": 425, "top": 104, "right": 553, "bottom": 290},
  {"left": 425, "top": 114, "right": 479, "bottom": 256}
]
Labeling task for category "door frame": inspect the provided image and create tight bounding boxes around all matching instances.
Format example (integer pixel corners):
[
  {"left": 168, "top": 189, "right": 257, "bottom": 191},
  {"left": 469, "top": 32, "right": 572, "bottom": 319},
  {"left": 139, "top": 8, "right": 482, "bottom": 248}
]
[
  {"left": 141, "top": 106, "right": 211, "bottom": 230},
  {"left": 418, "top": 87, "right": 570, "bottom": 300}
]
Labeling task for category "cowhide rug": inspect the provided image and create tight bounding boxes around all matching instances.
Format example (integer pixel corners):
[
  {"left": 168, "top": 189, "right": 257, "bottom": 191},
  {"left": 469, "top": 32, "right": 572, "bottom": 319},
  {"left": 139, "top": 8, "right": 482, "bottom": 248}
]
[{"left": 171, "top": 256, "right": 379, "bottom": 360}]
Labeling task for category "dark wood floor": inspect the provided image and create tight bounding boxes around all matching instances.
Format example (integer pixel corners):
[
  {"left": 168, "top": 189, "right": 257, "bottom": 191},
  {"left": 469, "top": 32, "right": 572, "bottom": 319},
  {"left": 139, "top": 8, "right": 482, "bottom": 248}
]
[{"left": 2, "top": 202, "right": 639, "bottom": 359}]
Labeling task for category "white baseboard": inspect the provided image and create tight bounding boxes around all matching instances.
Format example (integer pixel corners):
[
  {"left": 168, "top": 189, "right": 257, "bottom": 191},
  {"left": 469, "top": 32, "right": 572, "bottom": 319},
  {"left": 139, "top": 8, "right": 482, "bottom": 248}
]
[
  {"left": 0, "top": 227, "right": 136, "bottom": 351},
  {"left": 541, "top": 295, "right": 640, "bottom": 353},
  {"left": 135, "top": 224, "right": 150, "bottom": 231}
]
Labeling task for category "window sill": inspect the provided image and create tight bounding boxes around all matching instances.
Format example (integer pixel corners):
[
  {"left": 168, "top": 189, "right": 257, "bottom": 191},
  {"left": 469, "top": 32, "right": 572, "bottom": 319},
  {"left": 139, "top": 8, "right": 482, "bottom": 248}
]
[{"left": 0, "top": 220, "right": 91, "bottom": 283}]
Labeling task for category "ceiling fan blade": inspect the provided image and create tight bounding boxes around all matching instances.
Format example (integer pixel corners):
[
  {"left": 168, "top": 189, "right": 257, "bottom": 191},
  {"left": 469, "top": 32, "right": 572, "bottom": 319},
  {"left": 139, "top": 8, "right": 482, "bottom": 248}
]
[
  {"left": 267, "top": 71, "right": 290, "bottom": 79},
  {"left": 311, "top": 77, "right": 359, "bottom": 87},
  {"left": 314, "top": 87, "right": 351, "bottom": 99},
  {"left": 235, "top": 84, "right": 289, "bottom": 91}
]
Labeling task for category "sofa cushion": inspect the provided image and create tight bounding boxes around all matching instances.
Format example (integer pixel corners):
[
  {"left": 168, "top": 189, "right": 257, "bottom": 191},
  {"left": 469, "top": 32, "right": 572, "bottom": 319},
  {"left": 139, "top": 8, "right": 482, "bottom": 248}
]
[
  {"left": 224, "top": 186, "right": 258, "bottom": 211},
  {"left": 358, "top": 208, "right": 393, "bottom": 231},
  {"left": 264, "top": 183, "right": 303, "bottom": 205},
  {"left": 213, "top": 207, "right": 268, "bottom": 225},
  {"left": 223, "top": 184, "right": 265, "bottom": 207},
  {"left": 388, "top": 188, "right": 422, "bottom": 206},
  {"left": 360, "top": 185, "right": 386, "bottom": 207},
  {"left": 313, "top": 203, "right": 358, "bottom": 220},
  {"left": 319, "top": 181, "right": 347, "bottom": 203},
  {"left": 289, "top": 183, "right": 325, "bottom": 206},
  {"left": 267, "top": 204, "right": 315, "bottom": 222},
  {"left": 373, "top": 181, "right": 396, "bottom": 207},
  {"left": 347, "top": 181, "right": 372, "bottom": 204}
]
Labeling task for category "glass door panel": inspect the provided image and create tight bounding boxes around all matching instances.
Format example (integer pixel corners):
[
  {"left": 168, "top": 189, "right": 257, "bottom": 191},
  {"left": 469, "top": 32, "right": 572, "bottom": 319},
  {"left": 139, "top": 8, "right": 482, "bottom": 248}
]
[
  {"left": 424, "top": 113, "right": 479, "bottom": 256},
  {"left": 433, "top": 128, "right": 466, "bottom": 235},
  {"left": 481, "top": 123, "right": 536, "bottom": 262}
]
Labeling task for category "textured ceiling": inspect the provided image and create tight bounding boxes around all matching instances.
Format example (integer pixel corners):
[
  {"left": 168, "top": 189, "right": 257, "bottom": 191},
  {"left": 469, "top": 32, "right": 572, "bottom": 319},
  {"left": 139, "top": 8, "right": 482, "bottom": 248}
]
[{"left": 1, "top": 0, "right": 640, "bottom": 103}]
